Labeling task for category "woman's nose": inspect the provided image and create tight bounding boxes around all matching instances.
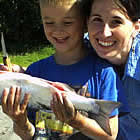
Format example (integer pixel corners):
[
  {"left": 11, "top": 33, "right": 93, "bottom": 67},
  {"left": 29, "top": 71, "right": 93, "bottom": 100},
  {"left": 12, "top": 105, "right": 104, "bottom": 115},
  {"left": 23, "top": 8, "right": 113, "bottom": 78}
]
[{"left": 103, "top": 24, "right": 112, "bottom": 37}]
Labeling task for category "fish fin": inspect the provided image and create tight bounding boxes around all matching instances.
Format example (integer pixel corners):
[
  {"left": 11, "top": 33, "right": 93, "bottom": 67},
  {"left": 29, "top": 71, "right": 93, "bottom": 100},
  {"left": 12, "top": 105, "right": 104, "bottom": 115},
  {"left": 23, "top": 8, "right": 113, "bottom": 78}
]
[
  {"left": 89, "top": 100, "right": 121, "bottom": 136},
  {"left": 88, "top": 111, "right": 111, "bottom": 136}
]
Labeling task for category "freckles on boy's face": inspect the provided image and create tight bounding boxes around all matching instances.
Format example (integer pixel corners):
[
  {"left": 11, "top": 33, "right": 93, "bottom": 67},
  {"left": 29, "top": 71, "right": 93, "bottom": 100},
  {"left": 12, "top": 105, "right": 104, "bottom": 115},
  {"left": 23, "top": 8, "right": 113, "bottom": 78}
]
[{"left": 40, "top": 4, "right": 84, "bottom": 51}]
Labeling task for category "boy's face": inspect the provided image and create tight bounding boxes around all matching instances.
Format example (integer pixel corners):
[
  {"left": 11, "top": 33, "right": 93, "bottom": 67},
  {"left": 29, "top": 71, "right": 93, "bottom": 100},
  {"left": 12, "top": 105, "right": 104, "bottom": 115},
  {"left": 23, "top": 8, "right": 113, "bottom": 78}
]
[{"left": 41, "top": 3, "right": 84, "bottom": 53}]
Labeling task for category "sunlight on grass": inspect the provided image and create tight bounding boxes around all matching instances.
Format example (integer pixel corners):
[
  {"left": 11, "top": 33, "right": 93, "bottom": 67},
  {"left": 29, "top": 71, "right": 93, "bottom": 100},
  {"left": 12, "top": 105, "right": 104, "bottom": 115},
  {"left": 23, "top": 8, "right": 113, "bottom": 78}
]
[{"left": 0, "top": 46, "right": 55, "bottom": 67}]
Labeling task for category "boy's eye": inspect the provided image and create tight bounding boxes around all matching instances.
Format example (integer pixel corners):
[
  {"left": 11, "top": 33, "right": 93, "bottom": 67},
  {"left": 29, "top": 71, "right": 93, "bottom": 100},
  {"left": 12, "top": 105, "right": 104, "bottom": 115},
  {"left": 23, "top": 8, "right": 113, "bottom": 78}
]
[
  {"left": 64, "top": 21, "right": 73, "bottom": 25},
  {"left": 45, "top": 22, "right": 54, "bottom": 25}
]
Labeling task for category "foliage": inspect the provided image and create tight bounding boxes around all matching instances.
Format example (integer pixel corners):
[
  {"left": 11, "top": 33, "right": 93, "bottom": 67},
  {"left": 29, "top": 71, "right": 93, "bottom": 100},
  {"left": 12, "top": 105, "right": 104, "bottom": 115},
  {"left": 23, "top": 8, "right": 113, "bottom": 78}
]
[
  {"left": 0, "top": 0, "right": 46, "bottom": 42},
  {"left": 0, "top": 1, "right": 53, "bottom": 68}
]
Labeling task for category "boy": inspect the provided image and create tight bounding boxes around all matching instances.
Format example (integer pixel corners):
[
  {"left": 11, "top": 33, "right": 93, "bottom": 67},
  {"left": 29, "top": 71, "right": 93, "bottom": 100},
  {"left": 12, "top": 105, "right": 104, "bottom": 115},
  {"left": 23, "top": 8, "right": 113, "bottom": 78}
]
[{"left": 1, "top": 0, "right": 129, "bottom": 140}]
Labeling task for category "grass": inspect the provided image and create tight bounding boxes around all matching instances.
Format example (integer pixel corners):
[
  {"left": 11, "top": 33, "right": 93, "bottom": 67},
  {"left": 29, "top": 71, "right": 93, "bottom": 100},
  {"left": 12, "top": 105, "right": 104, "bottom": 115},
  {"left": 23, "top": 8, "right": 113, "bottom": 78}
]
[{"left": 0, "top": 41, "right": 55, "bottom": 67}]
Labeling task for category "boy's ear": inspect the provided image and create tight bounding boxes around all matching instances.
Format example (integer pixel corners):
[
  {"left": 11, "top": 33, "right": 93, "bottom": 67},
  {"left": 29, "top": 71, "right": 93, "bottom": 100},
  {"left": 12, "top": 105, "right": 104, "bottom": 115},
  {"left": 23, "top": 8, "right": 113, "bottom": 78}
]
[
  {"left": 84, "top": 25, "right": 88, "bottom": 33},
  {"left": 84, "top": 18, "right": 89, "bottom": 33},
  {"left": 86, "top": 17, "right": 89, "bottom": 26}
]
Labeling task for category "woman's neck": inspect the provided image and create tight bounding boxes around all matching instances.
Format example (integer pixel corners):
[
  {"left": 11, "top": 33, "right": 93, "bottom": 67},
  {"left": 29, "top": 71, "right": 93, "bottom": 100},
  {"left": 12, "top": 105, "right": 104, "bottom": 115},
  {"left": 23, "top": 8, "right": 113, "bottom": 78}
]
[
  {"left": 109, "top": 56, "right": 127, "bottom": 79},
  {"left": 115, "top": 64, "right": 125, "bottom": 79},
  {"left": 109, "top": 55, "right": 128, "bottom": 66}
]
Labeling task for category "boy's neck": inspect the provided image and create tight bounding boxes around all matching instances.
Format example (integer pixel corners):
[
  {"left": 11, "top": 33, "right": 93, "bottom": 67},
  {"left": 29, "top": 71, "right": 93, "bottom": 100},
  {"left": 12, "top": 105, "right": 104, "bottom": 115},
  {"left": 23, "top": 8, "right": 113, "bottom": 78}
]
[{"left": 54, "top": 45, "right": 88, "bottom": 65}]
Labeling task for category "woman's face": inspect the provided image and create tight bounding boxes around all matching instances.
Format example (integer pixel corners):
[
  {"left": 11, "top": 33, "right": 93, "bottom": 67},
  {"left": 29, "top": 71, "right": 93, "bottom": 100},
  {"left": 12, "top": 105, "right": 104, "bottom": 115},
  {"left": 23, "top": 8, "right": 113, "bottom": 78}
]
[{"left": 87, "top": 0, "right": 137, "bottom": 65}]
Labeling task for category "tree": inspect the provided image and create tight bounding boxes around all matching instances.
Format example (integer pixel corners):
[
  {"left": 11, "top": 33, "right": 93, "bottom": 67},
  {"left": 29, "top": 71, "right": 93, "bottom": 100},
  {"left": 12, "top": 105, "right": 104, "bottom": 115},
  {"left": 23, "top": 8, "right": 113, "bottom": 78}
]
[{"left": 0, "top": 0, "right": 45, "bottom": 42}]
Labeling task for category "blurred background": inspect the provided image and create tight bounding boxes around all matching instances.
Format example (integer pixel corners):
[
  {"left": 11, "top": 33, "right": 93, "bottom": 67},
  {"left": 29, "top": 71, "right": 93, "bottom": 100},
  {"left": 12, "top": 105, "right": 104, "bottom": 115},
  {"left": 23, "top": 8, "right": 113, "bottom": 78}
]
[{"left": 0, "top": 0, "right": 54, "bottom": 67}]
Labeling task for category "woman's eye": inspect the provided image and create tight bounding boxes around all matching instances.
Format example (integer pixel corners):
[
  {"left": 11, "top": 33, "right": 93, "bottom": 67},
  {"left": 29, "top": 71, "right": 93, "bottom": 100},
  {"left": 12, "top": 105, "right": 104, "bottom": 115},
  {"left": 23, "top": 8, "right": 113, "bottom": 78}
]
[
  {"left": 93, "top": 18, "right": 102, "bottom": 22},
  {"left": 112, "top": 20, "right": 122, "bottom": 25},
  {"left": 89, "top": 17, "right": 103, "bottom": 23}
]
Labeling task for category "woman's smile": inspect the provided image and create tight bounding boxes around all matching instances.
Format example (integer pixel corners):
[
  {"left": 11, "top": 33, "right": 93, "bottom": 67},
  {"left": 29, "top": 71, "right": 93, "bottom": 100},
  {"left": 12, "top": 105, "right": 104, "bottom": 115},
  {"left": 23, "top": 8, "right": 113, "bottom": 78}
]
[{"left": 97, "top": 39, "right": 116, "bottom": 47}]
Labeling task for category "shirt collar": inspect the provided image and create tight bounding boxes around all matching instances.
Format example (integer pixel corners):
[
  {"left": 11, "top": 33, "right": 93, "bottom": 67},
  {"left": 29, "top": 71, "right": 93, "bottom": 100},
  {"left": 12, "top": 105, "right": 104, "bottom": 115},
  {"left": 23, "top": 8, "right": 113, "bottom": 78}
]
[{"left": 123, "top": 34, "right": 140, "bottom": 81}]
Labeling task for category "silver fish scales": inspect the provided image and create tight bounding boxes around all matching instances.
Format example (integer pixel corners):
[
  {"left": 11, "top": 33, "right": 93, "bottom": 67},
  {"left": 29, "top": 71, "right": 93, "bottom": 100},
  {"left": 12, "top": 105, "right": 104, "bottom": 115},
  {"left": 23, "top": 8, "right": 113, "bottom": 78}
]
[{"left": 0, "top": 71, "right": 121, "bottom": 136}]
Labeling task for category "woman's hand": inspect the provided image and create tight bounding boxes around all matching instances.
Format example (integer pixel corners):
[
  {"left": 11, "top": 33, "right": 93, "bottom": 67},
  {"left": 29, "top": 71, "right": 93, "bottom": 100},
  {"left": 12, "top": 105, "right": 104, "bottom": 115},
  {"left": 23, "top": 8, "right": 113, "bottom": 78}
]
[
  {"left": 0, "top": 64, "right": 25, "bottom": 73},
  {"left": 51, "top": 92, "right": 77, "bottom": 124}
]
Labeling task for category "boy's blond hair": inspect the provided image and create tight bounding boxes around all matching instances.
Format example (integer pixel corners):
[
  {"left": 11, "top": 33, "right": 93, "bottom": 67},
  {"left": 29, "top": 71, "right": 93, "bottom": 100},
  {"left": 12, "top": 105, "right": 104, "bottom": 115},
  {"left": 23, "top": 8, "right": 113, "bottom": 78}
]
[
  {"left": 39, "top": 0, "right": 79, "bottom": 7},
  {"left": 39, "top": 0, "right": 85, "bottom": 19}
]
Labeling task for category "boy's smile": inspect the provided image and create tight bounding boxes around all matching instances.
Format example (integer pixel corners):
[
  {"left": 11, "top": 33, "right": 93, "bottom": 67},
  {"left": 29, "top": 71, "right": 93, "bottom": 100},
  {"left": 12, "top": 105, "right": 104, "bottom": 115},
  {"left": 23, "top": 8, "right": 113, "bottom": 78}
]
[{"left": 53, "top": 36, "right": 69, "bottom": 44}]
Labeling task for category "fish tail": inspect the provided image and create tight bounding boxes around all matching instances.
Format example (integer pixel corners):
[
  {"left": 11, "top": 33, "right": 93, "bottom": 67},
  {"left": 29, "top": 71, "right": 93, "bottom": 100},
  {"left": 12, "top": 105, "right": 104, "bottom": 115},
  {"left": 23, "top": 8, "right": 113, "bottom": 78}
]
[{"left": 89, "top": 100, "right": 121, "bottom": 136}]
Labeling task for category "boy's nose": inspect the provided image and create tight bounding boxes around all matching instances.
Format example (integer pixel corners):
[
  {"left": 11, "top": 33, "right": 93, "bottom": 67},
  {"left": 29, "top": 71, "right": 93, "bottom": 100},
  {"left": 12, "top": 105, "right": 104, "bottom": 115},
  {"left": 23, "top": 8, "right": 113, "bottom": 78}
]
[
  {"left": 53, "top": 24, "right": 64, "bottom": 34},
  {"left": 103, "top": 24, "right": 112, "bottom": 37}
]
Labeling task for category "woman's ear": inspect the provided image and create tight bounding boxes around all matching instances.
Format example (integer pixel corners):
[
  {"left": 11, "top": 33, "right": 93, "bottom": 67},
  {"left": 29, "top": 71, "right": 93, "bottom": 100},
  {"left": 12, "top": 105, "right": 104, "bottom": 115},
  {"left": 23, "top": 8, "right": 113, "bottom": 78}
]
[
  {"left": 132, "top": 19, "right": 140, "bottom": 38},
  {"left": 134, "top": 19, "right": 140, "bottom": 31}
]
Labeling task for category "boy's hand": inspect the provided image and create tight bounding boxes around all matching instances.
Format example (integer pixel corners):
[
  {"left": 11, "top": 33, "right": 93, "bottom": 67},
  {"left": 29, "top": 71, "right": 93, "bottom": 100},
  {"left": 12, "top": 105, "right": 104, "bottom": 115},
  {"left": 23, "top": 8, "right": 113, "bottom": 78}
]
[
  {"left": 51, "top": 92, "right": 77, "bottom": 124},
  {"left": 1, "top": 86, "right": 35, "bottom": 139},
  {"left": 0, "top": 64, "right": 25, "bottom": 73},
  {"left": 1, "top": 86, "right": 30, "bottom": 130}
]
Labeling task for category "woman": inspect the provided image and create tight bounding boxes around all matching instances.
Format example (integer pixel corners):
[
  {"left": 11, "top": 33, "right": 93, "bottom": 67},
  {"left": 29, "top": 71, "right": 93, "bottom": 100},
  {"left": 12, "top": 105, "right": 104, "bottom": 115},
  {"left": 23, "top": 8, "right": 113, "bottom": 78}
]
[{"left": 86, "top": 0, "right": 140, "bottom": 139}]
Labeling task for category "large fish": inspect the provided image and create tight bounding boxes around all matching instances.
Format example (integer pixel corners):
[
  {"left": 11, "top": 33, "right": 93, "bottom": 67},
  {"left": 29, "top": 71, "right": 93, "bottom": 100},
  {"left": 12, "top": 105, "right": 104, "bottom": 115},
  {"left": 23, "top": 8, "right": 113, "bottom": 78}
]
[{"left": 0, "top": 71, "right": 121, "bottom": 136}]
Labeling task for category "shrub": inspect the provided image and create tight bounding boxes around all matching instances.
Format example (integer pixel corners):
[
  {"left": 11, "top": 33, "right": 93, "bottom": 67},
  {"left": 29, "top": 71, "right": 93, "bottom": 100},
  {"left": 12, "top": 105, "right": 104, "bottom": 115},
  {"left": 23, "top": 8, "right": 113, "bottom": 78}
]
[{"left": 0, "top": 0, "right": 47, "bottom": 43}]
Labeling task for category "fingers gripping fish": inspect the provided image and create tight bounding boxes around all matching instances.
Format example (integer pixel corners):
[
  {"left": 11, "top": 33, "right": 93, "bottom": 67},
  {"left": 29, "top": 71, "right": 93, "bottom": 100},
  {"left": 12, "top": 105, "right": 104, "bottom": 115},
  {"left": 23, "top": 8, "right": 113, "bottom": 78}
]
[{"left": 0, "top": 71, "right": 121, "bottom": 136}]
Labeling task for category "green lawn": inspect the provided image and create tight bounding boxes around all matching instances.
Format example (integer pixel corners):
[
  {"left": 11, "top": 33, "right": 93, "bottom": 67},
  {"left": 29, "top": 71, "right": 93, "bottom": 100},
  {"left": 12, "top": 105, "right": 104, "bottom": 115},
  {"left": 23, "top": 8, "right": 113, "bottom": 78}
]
[{"left": 0, "top": 42, "right": 55, "bottom": 67}]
